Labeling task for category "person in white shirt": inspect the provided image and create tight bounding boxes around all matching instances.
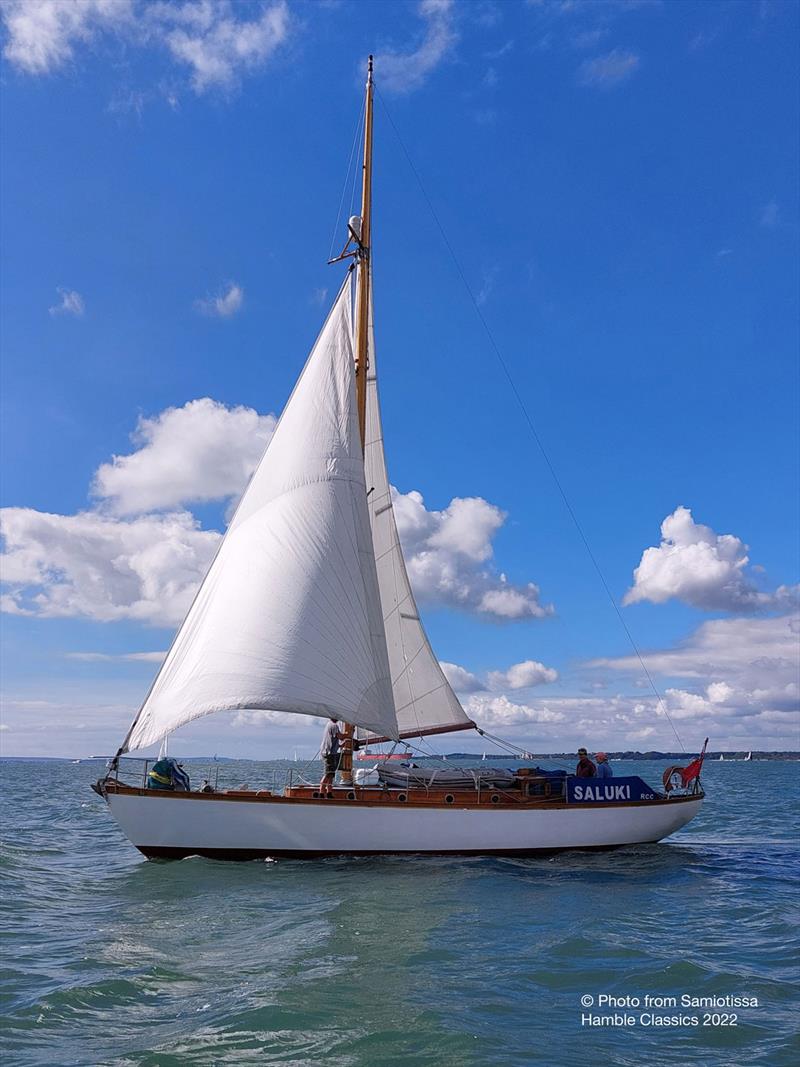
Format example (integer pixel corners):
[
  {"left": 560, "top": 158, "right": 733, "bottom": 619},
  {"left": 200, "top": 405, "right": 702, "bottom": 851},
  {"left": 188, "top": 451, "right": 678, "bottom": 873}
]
[{"left": 319, "top": 718, "right": 345, "bottom": 797}]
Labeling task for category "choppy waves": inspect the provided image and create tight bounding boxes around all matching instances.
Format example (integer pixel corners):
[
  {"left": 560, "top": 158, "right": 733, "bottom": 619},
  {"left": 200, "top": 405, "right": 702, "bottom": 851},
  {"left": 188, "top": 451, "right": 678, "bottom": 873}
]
[{"left": 1, "top": 759, "right": 798, "bottom": 1066}]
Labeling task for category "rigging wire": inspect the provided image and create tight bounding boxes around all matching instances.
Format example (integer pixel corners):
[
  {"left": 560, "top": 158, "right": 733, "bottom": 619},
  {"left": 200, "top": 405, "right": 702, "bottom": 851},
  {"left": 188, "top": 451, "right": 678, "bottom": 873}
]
[
  {"left": 476, "top": 728, "right": 574, "bottom": 771},
  {"left": 328, "top": 98, "right": 366, "bottom": 263},
  {"left": 375, "top": 86, "right": 686, "bottom": 754}
]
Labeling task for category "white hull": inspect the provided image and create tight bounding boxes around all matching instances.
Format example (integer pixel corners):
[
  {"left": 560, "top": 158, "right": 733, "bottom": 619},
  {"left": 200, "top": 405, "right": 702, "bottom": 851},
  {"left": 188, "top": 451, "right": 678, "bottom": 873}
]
[{"left": 105, "top": 791, "right": 703, "bottom": 859}]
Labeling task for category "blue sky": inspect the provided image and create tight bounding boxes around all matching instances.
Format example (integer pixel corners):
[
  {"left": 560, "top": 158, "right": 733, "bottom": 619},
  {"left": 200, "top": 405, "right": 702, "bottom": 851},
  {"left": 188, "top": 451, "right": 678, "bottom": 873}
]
[{"left": 1, "top": 0, "right": 798, "bottom": 759}]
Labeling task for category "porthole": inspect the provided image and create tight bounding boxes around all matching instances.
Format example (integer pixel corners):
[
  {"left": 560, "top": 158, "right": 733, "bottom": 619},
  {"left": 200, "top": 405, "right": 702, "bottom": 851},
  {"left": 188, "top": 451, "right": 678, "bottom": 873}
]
[
  {"left": 397, "top": 793, "right": 407, "bottom": 803},
  {"left": 312, "top": 791, "right": 322, "bottom": 799},
  {"left": 490, "top": 794, "right": 500, "bottom": 804},
  {"left": 444, "top": 793, "right": 455, "bottom": 804},
  {"left": 347, "top": 791, "right": 356, "bottom": 801}
]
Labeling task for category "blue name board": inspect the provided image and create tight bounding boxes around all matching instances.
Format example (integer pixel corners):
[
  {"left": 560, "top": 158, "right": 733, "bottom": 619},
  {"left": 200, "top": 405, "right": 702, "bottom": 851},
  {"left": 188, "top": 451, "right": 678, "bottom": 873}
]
[{"left": 567, "top": 776, "right": 661, "bottom": 803}]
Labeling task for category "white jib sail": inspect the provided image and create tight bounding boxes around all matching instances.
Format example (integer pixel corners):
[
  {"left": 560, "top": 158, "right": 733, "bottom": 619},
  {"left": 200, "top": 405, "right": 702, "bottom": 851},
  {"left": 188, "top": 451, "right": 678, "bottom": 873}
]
[
  {"left": 123, "top": 276, "right": 398, "bottom": 752},
  {"left": 363, "top": 287, "right": 474, "bottom": 739}
]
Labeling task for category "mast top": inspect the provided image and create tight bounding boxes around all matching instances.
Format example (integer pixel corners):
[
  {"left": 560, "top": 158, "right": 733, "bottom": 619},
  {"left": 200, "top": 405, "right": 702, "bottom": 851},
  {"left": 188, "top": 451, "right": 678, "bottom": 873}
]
[{"left": 368, "top": 54, "right": 373, "bottom": 80}]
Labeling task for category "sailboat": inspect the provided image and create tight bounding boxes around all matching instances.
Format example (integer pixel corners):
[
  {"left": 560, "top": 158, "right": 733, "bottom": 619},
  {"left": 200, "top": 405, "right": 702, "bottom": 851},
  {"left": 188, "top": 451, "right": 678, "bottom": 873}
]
[{"left": 93, "top": 58, "right": 704, "bottom": 859}]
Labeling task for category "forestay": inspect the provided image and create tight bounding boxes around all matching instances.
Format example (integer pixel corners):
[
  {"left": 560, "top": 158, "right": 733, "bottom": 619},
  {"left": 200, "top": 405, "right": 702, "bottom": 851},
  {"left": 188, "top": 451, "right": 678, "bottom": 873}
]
[
  {"left": 123, "top": 277, "right": 398, "bottom": 752},
  {"left": 363, "top": 284, "right": 475, "bottom": 740}
]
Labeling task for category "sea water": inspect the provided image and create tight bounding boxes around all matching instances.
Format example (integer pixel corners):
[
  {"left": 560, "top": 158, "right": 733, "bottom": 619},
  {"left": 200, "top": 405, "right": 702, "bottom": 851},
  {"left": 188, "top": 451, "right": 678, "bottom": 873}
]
[{"left": 1, "top": 758, "right": 797, "bottom": 1067}]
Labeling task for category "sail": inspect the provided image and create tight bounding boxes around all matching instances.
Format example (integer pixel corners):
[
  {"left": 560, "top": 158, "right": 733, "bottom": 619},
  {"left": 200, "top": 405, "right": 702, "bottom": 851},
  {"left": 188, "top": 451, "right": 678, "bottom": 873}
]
[
  {"left": 123, "top": 277, "right": 398, "bottom": 752},
  {"left": 363, "top": 287, "right": 475, "bottom": 741}
]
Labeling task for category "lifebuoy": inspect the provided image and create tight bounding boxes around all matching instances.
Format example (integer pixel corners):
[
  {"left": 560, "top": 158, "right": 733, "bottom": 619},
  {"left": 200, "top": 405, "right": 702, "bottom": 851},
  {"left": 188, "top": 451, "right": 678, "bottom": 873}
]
[{"left": 662, "top": 765, "right": 685, "bottom": 792}]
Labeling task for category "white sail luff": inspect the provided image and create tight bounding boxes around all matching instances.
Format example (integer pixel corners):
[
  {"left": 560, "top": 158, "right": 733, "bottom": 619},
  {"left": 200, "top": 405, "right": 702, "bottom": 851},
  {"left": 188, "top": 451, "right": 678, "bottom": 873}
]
[
  {"left": 124, "top": 278, "right": 398, "bottom": 752},
  {"left": 364, "top": 283, "right": 475, "bottom": 739}
]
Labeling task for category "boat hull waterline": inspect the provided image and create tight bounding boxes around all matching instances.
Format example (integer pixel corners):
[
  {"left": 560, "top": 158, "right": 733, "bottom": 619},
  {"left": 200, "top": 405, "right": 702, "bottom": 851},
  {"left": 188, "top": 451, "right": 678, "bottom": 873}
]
[{"left": 104, "top": 790, "right": 703, "bottom": 860}]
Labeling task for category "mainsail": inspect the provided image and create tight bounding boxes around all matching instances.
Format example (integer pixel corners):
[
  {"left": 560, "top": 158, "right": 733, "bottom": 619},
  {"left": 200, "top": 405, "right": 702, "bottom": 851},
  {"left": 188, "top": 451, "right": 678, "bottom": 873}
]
[
  {"left": 363, "top": 285, "right": 475, "bottom": 741},
  {"left": 122, "top": 277, "right": 398, "bottom": 752}
]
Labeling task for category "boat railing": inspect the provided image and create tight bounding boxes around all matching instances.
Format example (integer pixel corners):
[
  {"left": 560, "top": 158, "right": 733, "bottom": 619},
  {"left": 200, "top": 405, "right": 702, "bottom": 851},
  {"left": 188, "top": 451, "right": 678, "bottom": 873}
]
[
  {"left": 104, "top": 759, "right": 315, "bottom": 796},
  {"left": 105, "top": 756, "right": 151, "bottom": 789}
]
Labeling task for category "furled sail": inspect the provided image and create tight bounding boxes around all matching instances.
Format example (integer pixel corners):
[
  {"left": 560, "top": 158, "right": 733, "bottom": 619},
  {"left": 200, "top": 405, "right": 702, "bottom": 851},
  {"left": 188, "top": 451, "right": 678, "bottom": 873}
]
[
  {"left": 122, "top": 277, "right": 398, "bottom": 752},
  {"left": 363, "top": 286, "right": 475, "bottom": 741}
]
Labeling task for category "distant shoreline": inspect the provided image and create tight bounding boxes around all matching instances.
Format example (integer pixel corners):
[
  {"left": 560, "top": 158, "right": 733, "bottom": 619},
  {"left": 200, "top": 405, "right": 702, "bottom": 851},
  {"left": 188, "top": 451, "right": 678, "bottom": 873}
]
[
  {"left": 441, "top": 751, "right": 800, "bottom": 762},
  {"left": 2, "top": 751, "right": 799, "bottom": 762}
]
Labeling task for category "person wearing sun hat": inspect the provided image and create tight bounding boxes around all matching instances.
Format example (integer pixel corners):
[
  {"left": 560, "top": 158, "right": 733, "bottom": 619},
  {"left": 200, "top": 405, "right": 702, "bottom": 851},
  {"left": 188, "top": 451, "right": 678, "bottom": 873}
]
[
  {"left": 595, "top": 752, "right": 613, "bottom": 779},
  {"left": 575, "top": 747, "right": 596, "bottom": 778}
]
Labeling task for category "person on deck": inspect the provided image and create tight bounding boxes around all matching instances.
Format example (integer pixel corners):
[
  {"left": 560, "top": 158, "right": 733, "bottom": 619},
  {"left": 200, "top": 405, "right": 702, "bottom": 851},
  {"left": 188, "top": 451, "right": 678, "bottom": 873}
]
[
  {"left": 319, "top": 717, "right": 345, "bottom": 797},
  {"left": 595, "top": 752, "right": 613, "bottom": 778},
  {"left": 575, "top": 748, "right": 596, "bottom": 778}
]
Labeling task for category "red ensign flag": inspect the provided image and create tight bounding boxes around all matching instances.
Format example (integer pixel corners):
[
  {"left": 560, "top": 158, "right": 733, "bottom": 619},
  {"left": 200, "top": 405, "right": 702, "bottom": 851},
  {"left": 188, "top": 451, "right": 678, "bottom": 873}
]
[{"left": 681, "top": 738, "right": 709, "bottom": 786}]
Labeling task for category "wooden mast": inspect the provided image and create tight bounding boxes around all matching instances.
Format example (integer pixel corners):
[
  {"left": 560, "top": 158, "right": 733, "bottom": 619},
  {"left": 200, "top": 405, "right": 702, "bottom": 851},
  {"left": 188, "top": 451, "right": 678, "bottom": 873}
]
[
  {"left": 340, "top": 55, "right": 374, "bottom": 786},
  {"left": 355, "top": 54, "right": 374, "bottom": 441}
]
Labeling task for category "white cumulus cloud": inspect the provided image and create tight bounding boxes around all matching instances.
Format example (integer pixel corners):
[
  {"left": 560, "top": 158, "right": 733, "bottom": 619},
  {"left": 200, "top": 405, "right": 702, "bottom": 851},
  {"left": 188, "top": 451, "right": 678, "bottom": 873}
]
[
  {"left": 2, "top": 0, "right": 290, "bottom": 95},
  {"left": 373, "top": 0, "right": 457, "bottom": 95},
  {"left": 393, "top": 489, "right": 553, "bottom": 620},
  {"left": 624, "top": 506, "right": 797, "bottom": 612},
  {"left": 591, "top": 613, "right": 799, "bottom": 688},
  {"left": 585, "top": 613, "right": 800, "bottom": 745},
  {"left": 2, "top": 398, "right": 550, "bottom": 629},
  {"left": 440, "top": 661, "right": 483, "bottom": 693},
  {"left": 2, "top": 0, "right": 133, "bottom": 74},
  {"left": 49, "top": 287, "right": 85, "bottom": 317},
  {"left": 488, "top": 659, "right": 558, "bottom": 690},
  {"left": 463, "top": 693, "right": 566, "bottom": 727},
  {"left": 441, "top": 658, "right": 558, "bottom": 694},
  {"left": 93, "top": 397, "right": 276, "bottom": 515},
  {"left": 195, "top": 281, "right": 244, "bottom": 317},
  {"left": 160, "top": 0, "right": 290, "bottom": 93},
  {"left": 1, "top": 507, "right": 219, "bottom": 625}
]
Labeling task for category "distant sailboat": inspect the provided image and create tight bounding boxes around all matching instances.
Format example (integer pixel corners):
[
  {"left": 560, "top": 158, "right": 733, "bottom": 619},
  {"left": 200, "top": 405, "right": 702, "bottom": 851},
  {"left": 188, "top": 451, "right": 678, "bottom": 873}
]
[
  {"left": 744, "top": 751, "right": 752, "bottom": 761},
  {"left": 93, "top": 57, "right": 705, "bottom": 860}
]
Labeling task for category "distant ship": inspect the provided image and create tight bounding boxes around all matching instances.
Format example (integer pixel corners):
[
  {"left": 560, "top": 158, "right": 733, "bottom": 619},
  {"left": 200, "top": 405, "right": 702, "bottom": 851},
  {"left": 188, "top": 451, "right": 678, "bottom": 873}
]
[{"left": 355, "top": 748, "right": 413, "bottom": 762}]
